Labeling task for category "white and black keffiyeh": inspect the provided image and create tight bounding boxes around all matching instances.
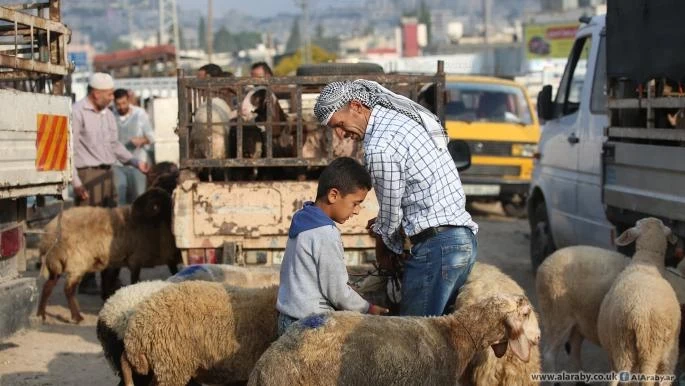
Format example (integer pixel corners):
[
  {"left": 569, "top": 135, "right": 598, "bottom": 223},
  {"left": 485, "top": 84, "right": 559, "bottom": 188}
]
[{"left": 314, "top": 80, "right": 448, "bottom": 149}]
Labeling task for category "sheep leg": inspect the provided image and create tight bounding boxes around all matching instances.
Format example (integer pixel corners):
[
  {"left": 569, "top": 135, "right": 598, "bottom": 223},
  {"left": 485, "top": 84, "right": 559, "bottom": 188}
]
[
  {"left": 64, "top": 275, "right": 84, "bottom": 323},
  {"left": 120, "top": 352, "right": 135, "bottom": 386},
  {"left": 129, "top": 265, "right": 141, "bottom": 284},
  {"left": 656, "top": 343, "right": 678, "bottom": 384},
  {"left": 167, "top": 263, "right": 179, "bottom": 275},
  {"left": 37, "top": 273, "right": 59, "bottom": 320},
  {"left": 542, "top": 324, "right": 574, "bottom": 374},
  {"left": 568, "top": 325, "right": 584, "bottom": 372}
]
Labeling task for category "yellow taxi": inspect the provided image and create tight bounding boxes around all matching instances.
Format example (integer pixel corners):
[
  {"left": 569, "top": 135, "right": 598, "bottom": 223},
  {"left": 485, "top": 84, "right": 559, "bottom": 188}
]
[{"left": 444, "top": 75, "right": 540, "bottom": 217}]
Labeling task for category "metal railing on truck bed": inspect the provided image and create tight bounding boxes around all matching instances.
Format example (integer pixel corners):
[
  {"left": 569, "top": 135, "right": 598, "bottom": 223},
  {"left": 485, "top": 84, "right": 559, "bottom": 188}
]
[{"left": 176, "top": 61, "right": 446, "bottom": 171}]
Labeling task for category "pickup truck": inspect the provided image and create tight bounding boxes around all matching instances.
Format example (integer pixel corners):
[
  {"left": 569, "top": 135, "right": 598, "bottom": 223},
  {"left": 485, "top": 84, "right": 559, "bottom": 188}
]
[
  {"left": 172, "top": 62, "right": 470, "bottom": 267},
  {"left": 0, "top": 0, "right": 72, "bottom": 338}
]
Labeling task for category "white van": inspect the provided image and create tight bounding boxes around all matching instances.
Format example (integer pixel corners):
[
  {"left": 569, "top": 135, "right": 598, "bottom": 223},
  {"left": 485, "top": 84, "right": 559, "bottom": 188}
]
[{"left": 527, "top": 14, "right": 614, "bottom": 270}]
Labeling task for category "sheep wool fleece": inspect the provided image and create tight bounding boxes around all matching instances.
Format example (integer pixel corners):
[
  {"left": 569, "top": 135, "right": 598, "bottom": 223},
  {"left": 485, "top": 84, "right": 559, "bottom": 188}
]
[{"left": 277, "top": 202, "right": 369, "bottom": 320}]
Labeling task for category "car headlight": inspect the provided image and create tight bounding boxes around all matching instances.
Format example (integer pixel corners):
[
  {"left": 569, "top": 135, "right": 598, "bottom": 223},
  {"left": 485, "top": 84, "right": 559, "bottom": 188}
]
[{"left": 511, "top": 143, "right": 538, "bottom": 157}]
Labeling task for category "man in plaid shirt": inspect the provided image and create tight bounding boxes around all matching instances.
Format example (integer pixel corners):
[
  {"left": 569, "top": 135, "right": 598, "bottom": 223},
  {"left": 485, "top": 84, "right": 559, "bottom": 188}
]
[{"left": 314, "top": 80, "right": 478, "bottom": 316}]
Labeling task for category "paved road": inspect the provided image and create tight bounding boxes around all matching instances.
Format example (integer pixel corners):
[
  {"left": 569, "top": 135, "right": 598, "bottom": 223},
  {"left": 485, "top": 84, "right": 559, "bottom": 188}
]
[{"left": 0, "top": 203, "right": 610, "bottom": 385}]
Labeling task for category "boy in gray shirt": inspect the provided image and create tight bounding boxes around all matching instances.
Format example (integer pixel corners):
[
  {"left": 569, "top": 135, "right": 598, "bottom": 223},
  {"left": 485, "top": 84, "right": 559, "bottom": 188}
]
[{"left": 277, "top": 157, "right": 389, "bottom": 335}]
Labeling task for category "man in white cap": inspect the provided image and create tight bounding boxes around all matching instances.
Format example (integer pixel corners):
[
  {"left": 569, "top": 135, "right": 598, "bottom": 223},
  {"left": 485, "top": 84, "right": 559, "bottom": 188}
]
[
  {"left": 313, "top": 80, "right": 478, "bottom": 317},
  {"left": 71, "top": 72, "right": 149, "bottom": 294}
]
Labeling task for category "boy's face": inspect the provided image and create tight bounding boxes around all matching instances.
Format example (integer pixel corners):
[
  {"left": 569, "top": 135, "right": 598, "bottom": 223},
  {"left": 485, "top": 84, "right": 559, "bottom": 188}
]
[{"left": 327, "top": 187, "right": 368, "bottom": 224}]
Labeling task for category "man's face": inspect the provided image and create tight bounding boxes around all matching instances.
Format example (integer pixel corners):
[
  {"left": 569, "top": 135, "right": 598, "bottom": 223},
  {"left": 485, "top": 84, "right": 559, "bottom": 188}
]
[
  {"left": 327, "top": 101, "right": 369, "bottom": 142},
  {"left": 328, "top": 188, "right": 368, "bottom": 224},
  {"left": 114, "top": 96, "right": 130, "bottom": 115},
  {"left": 197, "top": 69, "right": 208, "bottom": 79},
  {"left": 91, "top": 88, "right": 114, "bottom": 110},
  {"left": 250, "top": 66, "right": 269, "bottom": 78}
]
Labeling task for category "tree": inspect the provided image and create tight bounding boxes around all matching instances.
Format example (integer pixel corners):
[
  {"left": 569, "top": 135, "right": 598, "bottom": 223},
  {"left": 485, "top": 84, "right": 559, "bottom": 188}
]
[
  {"left": 108, "top": 39, "right": 131, "bottom": 52},
  {"left": 198, "top": 16, "right": 206, "bottom": 51},
  {"left": 273, "top": 44, "right": 336, "bottom": 76},
  {"left": 418, "top": 0, "right": 432, "bottom": 45},
  {"left": 213, "top": 26, "right": 236, "bottom": 53},
  {"left": 285, "top": 17, "right": 301, "bottom": 53}
]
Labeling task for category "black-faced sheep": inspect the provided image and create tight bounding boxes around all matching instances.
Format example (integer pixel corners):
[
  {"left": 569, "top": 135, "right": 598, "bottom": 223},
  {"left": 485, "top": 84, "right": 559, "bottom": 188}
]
[
  {"left": 37, "top": 187, "right": 181, "bottom": 323},
  {"left": 121, "top": 282, "right": 278, "bottom": 386},
  {"left": 248, "top": 294, "right": 533, "bottom": 386},
  {"left": 597, "top": 217, "right": 680, "bottom": 384}
]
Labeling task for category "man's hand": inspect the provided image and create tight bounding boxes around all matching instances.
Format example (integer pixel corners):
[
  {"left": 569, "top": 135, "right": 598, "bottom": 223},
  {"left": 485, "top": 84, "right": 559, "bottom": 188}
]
[
  {"left": 137, "top": 162, "right": 150, "bottom": 174},
  {"left": 374, "top": 235, "right": 395, "bottom": 270},
  {"left": 368, "top": 304, "right": 390, "bottom": 315},
  {"left": 130, "top": 136, "right": 148, "bottom": 148},
  {"left": 74, "top": 185, "right": 89, "bottom": 201}
]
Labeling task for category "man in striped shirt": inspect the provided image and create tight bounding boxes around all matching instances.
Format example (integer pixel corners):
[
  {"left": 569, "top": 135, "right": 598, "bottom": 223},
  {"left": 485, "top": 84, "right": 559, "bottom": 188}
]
[{"left": 314, "top": 80, "right": 478, "bottom": 316}]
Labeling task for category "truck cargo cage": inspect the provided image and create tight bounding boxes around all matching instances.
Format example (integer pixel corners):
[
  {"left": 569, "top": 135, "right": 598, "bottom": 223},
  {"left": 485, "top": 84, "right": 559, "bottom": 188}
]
[
  {"left": 0, "top": 0, "right": 72, "bottom": 94},
  {"left": 176, "top": 62, "right": 446, "bottom": 173}
]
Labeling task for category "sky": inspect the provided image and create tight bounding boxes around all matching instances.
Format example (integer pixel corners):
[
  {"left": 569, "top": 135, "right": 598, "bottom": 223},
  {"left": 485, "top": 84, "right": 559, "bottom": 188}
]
[{"left": 177, "top": 0, "right": 363, "bottom": 18}]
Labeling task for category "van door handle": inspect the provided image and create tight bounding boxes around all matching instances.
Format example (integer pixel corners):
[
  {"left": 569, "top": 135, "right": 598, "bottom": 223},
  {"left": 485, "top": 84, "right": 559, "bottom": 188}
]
[{"left": 567, "top": 133, "right": 579, "bottom": 144}]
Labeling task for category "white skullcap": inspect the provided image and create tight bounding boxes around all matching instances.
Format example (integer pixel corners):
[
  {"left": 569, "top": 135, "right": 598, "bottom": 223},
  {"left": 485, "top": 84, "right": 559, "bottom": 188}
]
[{"left": 88, "top": 72, "right": 114, "bottom": 90}]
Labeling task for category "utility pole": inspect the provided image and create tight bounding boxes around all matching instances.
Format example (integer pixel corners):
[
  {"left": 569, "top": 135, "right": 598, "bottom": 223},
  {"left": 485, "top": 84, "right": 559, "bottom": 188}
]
[
  {"left": 125, "top": 0, "right": 134, "bottom": 43},
  {"left": 482, "top": 0, "right": 492, "bottom": 74},
  {"left": 159, "top": 0, "right": 180, "bottom": 64},
  {"left": 295, "top": 0, "right": 311, "bottom": 64},
  {"left": 206, "top": 0, "right": 213, "bottom": 62}
]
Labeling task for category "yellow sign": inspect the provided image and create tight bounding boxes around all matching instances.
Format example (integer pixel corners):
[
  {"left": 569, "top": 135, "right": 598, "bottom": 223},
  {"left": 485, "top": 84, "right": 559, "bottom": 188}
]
[
  {"left": 35, "top": 114, "right": 69, "bottom": 171},
  {"left": 524, "top": 23, "right": 579, "bottom": 60}
]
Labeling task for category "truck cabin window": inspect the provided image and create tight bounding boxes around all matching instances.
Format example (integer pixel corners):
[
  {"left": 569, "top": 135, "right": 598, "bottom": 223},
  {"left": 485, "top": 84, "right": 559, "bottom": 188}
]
[
  {"left": 554, "top": 35, "right": 592, "bottom": 117},
  {"left": 445, "top": 83, "right": 533, "bottom": 125}
]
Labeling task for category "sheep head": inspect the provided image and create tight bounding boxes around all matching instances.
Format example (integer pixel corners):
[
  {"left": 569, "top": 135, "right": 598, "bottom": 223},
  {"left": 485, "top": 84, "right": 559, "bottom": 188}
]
[
  {"left": 131, "top": 188, "right": 172, "bottom": 225},
  {"left": 458, "top": 294, "right": 532, "bottom": 363},
  {"left": 146, "top": 162, "right": 179, "bottom": 196},
  {"left": 615, "top": 217, "right": 678, "bottom": 256}
]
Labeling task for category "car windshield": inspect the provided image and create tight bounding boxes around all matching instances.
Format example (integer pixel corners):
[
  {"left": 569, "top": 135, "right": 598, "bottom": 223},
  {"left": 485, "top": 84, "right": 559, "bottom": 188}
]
[{"left": 446, "top": 82, "right": 533, "bottom": 125}]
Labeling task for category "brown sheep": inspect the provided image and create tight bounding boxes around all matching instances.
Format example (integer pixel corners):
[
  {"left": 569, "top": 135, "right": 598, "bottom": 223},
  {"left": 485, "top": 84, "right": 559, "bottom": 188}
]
[
  {"left": 37, "top": 188, "right": 180, "bottom": 323},
  {"left": 121, "top": 282, "right": 278, "bottom": 386},
  {"left": 248, "top": 294, "right": 533, "bottom": 386}
]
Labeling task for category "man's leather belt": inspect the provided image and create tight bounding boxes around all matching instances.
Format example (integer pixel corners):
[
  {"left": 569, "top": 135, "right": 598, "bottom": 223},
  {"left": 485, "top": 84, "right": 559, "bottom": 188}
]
[
  {"left": 409, "top": 225, "right": 459, "bottom": 245},
  {"left": 77, "top": 164, "right": 111, "bottom": 170}
]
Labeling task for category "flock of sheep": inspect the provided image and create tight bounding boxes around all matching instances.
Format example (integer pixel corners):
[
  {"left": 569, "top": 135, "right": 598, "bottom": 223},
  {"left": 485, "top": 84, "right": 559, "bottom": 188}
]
[{"left": 34, "top": 174, "right": 685, "bottom": 385}]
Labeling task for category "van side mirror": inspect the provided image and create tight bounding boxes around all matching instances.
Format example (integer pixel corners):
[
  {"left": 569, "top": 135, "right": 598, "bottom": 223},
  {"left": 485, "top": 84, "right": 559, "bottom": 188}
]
[
  {"left": 537, "top": 85, "right": 554, "bottom": 121},
  {"left": 447, "top": 140, "right": 471, "bottom": 172}
]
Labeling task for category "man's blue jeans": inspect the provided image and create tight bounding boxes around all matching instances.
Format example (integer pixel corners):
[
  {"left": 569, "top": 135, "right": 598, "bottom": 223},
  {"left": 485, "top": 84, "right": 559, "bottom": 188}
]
[
  {"left": 114, "top": 165, "right": 147, "bottom": 206},
  {"left": 400, "top": 226, "right": 477, "bottom": 316}
]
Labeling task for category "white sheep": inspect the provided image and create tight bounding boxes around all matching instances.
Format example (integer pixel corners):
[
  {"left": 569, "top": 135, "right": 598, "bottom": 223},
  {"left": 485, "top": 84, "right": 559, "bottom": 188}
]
[
  {"left": 537, "top": 244, "right": 685, "bottom": 376},
  {"left": 121, "top": 281, "right": 279, "bottom": 386},
  {"left": 97, "top": 280, "right": 172, "bottom": 386},
  {"left": 597, "top": 217, "right": 680, "bottom": 384},
  {"left": 248, "top": 294, "right": 533, "bottom": 386},
  {"left": 456, "top": 262, "right": 542, "bottom": 386},
  {"left": 37, "top": 188, "right": 181, "bottom": 323}
]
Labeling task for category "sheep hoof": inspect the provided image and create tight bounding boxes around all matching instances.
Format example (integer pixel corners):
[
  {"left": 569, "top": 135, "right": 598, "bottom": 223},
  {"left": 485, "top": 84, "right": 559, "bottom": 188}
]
[{"left": 71, "top": 314, "right": 84, "bottom": 324}]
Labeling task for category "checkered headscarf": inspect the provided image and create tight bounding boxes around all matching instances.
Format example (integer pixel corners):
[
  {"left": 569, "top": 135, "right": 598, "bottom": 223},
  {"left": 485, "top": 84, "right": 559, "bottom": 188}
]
[{"left": 314, "top": 79, "right": 447, "bottom": 149}]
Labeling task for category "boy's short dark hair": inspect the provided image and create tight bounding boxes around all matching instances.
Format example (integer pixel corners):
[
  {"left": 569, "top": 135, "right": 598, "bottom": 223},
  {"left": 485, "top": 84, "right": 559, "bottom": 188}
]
[
  {"left": 199, "top": 63, "right": 223, "bottom": 77},
  {"left": 114, "top": 88, "right": 129, "bottom": 100},
  {"left": 316, "top": 157, "right": 372, "bottom": 200}
]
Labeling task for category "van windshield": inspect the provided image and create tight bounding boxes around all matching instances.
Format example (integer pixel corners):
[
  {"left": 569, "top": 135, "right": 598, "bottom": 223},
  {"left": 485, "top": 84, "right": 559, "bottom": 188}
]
[{"left": 446, "top": 82, "right": 533, "bottom": 125}]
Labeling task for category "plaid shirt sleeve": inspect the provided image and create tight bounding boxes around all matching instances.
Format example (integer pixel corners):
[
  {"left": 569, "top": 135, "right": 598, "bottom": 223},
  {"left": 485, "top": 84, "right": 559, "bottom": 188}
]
[{"left": 365, "top": 149, "right": 406, "bottom": 254}]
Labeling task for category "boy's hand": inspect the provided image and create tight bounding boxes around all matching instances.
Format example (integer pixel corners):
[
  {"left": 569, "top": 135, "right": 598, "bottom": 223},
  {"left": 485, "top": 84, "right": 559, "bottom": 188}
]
[{"left": 368, "top": 304, "right": 389, "bottom": 315}]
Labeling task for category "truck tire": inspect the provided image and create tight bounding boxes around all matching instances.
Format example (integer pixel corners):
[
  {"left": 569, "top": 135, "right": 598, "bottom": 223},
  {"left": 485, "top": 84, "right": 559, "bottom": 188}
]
[
  {"left": 530, "top": 201, "right": 556, "bottom": 273},
  {"left": 296, "top": 63, "right": 384, "bottom": 76}
]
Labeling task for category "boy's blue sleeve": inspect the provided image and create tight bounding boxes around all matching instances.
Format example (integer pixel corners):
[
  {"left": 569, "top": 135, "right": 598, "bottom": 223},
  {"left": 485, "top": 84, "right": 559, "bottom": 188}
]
[{"left": 315, "top": 227, "right": 370, "bottom": 313}]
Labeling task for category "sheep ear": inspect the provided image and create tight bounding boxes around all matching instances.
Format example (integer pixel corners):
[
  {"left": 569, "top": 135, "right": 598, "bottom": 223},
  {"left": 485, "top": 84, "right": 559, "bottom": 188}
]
[
  {"left": 131, "top": 188, "right": 172, "bottom": 224},
  {"left": 503, "top": 314, "right": 531, "bottom": 363},
  {"left": 615, "top": 227, "right": 640, "bottom": 246},
  {"left": 661, "top": 224, "right": 679, "bottom": 245}
]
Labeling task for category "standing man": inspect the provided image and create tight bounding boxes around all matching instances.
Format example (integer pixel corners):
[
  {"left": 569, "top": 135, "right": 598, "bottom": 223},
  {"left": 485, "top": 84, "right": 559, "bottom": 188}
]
[
  {"left": 112, "top": 88, "right": 155, "bottom": 205},
  {"left": 71, "top": 73, "right": 149, "bottom": 294},
  {"left": 314, "top": 80, "right": 478, "bottom": 317}
]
